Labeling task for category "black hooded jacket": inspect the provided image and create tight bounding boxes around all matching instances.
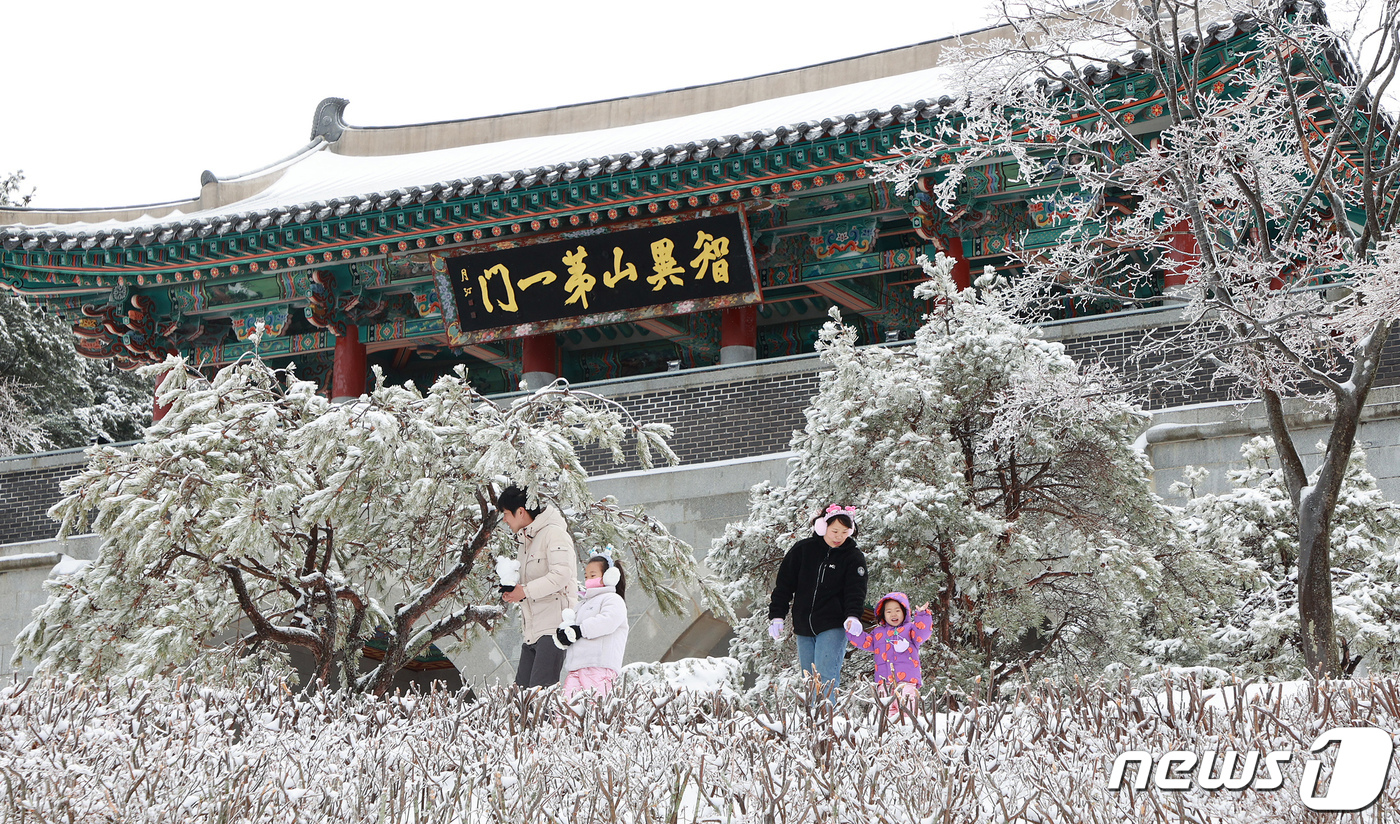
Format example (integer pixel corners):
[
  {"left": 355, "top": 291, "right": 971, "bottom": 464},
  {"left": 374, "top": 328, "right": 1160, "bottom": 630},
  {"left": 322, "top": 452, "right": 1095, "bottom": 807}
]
[{"left": 767, "top": 534, "right": 868, "bottom": 637}]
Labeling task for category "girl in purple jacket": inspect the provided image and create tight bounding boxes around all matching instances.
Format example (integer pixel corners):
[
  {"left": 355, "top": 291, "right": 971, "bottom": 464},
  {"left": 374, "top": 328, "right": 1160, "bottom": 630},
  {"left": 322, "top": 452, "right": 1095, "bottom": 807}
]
[{"left": 845, "top": 591, "right": 933, "bottom": 718}]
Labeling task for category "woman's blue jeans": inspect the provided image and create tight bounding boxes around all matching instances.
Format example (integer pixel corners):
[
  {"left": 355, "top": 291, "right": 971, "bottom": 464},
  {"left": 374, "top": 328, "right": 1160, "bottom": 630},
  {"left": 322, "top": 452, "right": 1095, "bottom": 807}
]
[{"left": 795, "top": 627, "right": 846, "bottom": 701}]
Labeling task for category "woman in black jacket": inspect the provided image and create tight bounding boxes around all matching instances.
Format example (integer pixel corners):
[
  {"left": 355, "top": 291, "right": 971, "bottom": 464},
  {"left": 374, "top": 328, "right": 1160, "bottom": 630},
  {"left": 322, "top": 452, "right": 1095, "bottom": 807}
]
[{"left": 767, "top": 504, "right": 868, "bottom": 699}]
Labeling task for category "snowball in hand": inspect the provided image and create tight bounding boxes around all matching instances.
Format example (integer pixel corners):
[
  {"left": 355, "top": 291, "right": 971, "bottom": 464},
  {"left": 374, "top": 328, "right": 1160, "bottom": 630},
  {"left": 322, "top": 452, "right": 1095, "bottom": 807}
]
[{"left": 495, "top": 556, "right": 520, "bottom": 587}]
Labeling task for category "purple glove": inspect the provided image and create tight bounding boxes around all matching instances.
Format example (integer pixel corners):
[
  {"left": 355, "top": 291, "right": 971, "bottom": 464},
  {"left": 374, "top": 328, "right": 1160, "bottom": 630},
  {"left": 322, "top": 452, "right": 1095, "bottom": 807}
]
[
  {"left": 890, "top": 638, "right": 910, "bottom": 653},
  {"left": 843, "top": 617, "right": 862, "bottom": 635},
  {"left": 768, "top": 618, "right": 784, "bottom": 641}
]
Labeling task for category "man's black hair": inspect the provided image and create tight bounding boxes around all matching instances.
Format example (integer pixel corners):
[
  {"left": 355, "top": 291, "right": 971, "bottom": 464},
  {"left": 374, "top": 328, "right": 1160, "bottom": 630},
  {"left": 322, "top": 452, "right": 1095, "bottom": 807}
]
[{"left": 498, "top": 485, "right": 544, "bottom": 518}]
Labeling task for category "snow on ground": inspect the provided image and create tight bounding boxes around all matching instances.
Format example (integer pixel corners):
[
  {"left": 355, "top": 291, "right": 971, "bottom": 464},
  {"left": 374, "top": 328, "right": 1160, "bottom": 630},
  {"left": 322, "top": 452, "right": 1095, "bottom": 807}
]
[
  {"left": 1, "top": 664, "right": 1398, "bottom": 822},
  {"left": 620, "top": 655, "right": 743, "bottom": 696}
]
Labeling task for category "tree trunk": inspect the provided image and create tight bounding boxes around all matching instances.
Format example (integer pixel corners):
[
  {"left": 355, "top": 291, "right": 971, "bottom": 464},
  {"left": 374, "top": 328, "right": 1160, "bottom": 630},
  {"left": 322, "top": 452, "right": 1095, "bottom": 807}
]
[
  {"left": 1271, "top": 323, "right": 1389, "bottom": 679},
  {"left": 1288, "top": 356, "right": 1376, "bottom": 679},
  {"left": 1296, "top": 489, "right": 1339, "bottom": 678}
]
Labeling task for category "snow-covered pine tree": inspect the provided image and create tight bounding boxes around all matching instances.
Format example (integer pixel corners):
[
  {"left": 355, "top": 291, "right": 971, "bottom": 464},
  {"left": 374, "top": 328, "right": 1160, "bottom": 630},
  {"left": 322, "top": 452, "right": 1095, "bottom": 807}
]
[
  {"left": 1171, "top": 437, "right": 1400, "bottom": 678},
  {"left": 14, "top": 354, "right": 721, "bottom": 695},
  {"left": 0, "top": 283, "right": 152, "bottom": 453},
  {"left": 710, "top": 254, "right": 1189, "bottom": 696}
]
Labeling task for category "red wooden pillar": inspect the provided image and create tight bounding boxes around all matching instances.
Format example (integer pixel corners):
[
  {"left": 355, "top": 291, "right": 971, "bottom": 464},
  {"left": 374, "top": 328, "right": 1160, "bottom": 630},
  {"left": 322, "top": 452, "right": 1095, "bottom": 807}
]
[
  {"left": 521, "top": 333, "right": 557, "bottom": 390},
  {"left": 1164, "top": 219, "right": 1199, "bottom": 290},
  {"left": 331, "top": 325, "right": 368, "bottom": 402},
  {"left": 941, "top": 236, "right": 973, "bottom": 291},
  {"left": 720, "top": 305, "right": 758, "bottom": 364},
  {"left": 152, "top": 369, "right": 172, "bottom": 423}
]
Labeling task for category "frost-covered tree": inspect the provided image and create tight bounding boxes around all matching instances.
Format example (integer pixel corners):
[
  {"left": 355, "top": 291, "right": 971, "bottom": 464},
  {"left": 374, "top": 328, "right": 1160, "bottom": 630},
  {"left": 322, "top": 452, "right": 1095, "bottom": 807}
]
[
  {"left": 710, "top": 254, "right": 1188, "bottom": 695},
  {"left": 0, "top": 289, "right": 152, "bottom": 453},
  {"left": 0, "top": 170, "right": 51, "bottom": 453},
  {"left": 877, "top": 0, "right": 1400, "bottom": 677},
  {"left": 1, "top": 169, "right": 33, "bottom": 208},
  {"left": 0, "top": 376, "right": 45, "bottom": 456},
  {"left": 14, "top": 354, "right": 719, "bottom": 695},
  {"left": 1170, "top": 437, "right": 1400, "bottom": 677},
  {"left": 0, "top": 171, "right": 150, "bottom": 453}
]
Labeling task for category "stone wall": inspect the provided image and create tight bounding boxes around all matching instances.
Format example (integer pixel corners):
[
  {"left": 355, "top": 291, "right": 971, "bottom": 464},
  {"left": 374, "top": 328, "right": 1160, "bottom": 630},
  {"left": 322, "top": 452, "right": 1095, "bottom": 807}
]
[
  {"left": 0, "top": 450, "right": 96, "bottom": 546},
  {"left": 568, "top": 355, "right": 819, "bottom": 474}
]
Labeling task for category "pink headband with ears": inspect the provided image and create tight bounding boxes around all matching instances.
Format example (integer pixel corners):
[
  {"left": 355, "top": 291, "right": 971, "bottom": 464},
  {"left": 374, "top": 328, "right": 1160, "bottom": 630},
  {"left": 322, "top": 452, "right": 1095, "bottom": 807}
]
[{"left": 813, "top": 504, "right": 858, "bottom": 536}]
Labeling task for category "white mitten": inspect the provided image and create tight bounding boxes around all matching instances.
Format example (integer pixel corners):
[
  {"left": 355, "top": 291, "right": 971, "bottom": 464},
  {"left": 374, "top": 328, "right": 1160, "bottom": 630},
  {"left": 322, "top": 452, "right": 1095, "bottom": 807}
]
[
  {"left": 890, "top": 638, "right": 910, "bottom": 653},
  {"left": 495, "top": 556, "right": 520, "bottom": 593}
]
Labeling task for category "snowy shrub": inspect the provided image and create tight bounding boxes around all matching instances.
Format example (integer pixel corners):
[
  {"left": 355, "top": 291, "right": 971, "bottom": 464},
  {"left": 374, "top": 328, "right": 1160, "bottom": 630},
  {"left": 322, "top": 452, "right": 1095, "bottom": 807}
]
[
  {"left": 710, "top": 254, "right": 1191, "bottom": 697},
  {"left": 3, "top": 671, "right": 1400, "bottom": 822},
  {"left": 1172, "top": 437, "right": 1400, "bottom": 678},
  {"left": 13, "top": 355, "right": 722, "bottom": 695}
]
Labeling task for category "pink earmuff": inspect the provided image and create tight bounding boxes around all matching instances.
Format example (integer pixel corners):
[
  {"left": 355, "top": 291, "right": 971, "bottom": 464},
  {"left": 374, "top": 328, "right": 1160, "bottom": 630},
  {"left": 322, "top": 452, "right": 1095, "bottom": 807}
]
[{"left": 813, "top": 504, "right": 857, "bottom": 536}]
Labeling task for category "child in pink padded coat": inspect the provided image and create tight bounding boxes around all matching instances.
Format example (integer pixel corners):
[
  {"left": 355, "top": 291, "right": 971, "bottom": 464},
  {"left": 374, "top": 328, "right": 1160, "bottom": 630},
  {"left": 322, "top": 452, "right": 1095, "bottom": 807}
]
[{"left": 845, "top": 592, "right": 933, "bottom": 718}]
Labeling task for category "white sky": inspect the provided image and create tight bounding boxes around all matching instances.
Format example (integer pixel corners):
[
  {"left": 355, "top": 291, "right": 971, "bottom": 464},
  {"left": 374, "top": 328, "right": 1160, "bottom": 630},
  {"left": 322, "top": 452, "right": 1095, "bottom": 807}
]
[{"left": 3, "top": 0, "right": 1003, "bottom": 210}]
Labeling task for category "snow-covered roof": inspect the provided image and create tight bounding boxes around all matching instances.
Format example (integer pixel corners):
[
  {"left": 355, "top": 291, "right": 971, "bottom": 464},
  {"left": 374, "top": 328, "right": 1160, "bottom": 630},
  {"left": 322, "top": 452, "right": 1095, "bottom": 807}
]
[
  {"left": 206, "top": 62, "right": 962, "bottom": 216},
  {"left": 0, "top": 37, "right": 973, "bottom": 246},
  {"left": 0, "top": 11, "right": 1269, "bottom": 252}
]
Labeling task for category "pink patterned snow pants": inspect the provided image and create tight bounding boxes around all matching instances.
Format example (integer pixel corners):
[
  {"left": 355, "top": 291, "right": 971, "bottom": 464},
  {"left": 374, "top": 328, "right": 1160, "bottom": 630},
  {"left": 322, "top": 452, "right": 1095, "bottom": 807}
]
[{"left": 879, "top": 680, "right": 920, "bottom": 718}]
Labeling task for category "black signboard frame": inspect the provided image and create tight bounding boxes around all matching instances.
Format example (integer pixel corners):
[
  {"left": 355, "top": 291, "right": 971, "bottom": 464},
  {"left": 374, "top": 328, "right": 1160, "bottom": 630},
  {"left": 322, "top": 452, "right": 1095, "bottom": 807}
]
[{"left": 433, "top": 207, "right": 761, "bottom": 346}]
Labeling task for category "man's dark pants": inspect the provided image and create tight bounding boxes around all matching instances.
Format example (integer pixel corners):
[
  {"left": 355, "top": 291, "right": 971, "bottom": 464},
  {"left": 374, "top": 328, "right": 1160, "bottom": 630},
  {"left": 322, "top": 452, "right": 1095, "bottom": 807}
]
[{"left": 515, "top": 637, "right": 566, "bottom": 688}]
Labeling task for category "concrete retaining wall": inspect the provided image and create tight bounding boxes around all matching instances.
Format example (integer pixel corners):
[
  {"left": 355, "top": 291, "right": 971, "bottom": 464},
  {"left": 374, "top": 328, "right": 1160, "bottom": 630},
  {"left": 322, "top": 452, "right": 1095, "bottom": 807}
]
[
  {"left": 0, "top": 534, "right": 101, "bottom": 681},
  {"left": 1144, "top": 385, "right": 1400, "bottom": 503}
]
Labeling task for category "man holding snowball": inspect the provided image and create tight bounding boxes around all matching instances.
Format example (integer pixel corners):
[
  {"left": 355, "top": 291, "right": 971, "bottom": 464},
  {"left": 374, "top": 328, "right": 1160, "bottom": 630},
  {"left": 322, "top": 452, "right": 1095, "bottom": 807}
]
[{"left": 497, "top": 484, "right": 578, "bottom": 688}]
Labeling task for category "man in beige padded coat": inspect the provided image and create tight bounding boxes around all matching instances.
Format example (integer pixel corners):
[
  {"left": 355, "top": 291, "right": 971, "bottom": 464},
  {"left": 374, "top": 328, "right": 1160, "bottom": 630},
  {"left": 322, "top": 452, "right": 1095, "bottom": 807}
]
[{"left": 498, "top": 485, "right": 579, "bottom": 688}]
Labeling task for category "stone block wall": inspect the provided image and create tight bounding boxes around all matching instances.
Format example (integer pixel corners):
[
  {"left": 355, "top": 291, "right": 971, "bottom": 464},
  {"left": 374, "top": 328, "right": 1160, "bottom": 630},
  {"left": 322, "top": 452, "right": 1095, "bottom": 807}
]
[
  {"left": 0, "top": 450, "right": 97, "bottom": 546},
  {"left": 568, "top": 356, "right": 820, "bottom": 475}
]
